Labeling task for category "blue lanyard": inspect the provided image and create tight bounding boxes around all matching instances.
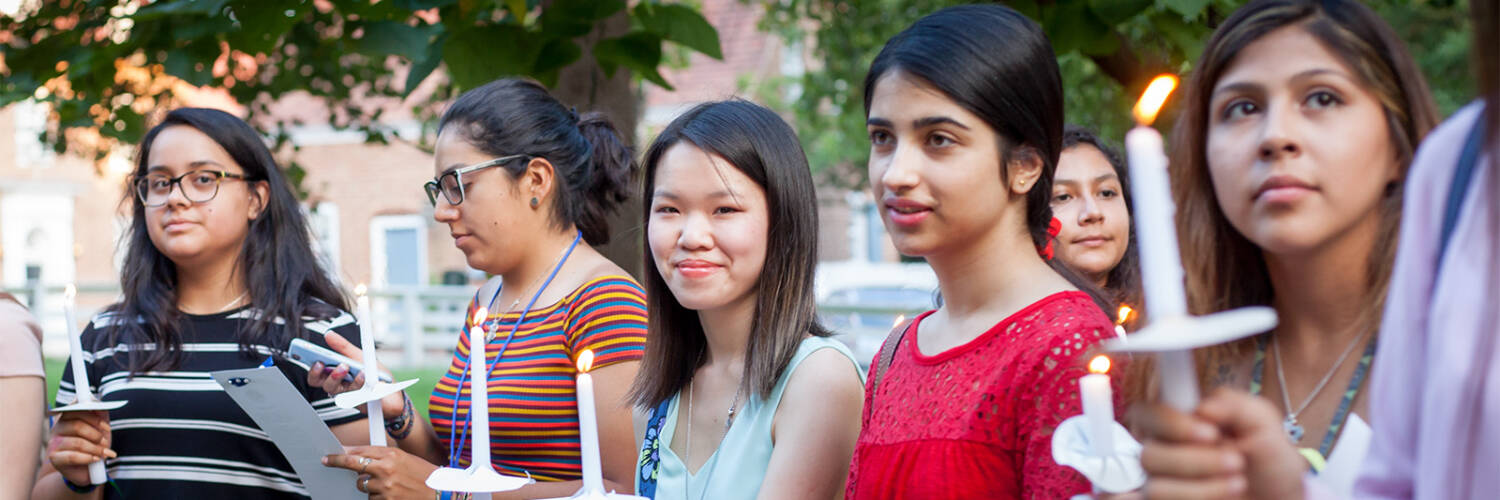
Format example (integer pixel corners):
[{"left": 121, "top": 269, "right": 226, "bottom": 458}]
[{"left": 446, "top": 230, "right": 582, "bottom": 469}]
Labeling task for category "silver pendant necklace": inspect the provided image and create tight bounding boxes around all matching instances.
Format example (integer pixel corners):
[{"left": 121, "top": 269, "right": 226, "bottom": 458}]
[{"left": 1272, "top": 330, "right": 1368, "bottom": 443}]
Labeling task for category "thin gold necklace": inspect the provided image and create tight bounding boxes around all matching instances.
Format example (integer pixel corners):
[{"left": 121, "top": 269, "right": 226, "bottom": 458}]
[{"left": 483, "top": 243, "right": 572, "bottom": 342}]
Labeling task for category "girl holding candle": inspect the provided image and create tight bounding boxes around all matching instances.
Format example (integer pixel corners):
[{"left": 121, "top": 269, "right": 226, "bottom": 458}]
[
  {"left": 317, "top": 78, "right": 648, "bottom": 499},
  {"left": 1051, "top": 126, "right": 1142, "bottom": 315},
  {"left": 1125, "top": 0, "right": 1440, "bottom": 496},
  {"left": 629, "top": 99, "right": 865, "bottom": 500},
  {"left": 36, "top": 108, "right": 371, "bottom": 499},
  {"left": 1138, "top": 0, "right": 1500, "bottom": 498},
  {"left": 844, "top": 5, "right": 1120, "bottom": 499}
]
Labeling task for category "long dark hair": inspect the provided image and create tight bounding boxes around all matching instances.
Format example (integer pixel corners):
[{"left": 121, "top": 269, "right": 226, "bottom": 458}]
[
  {"left": 862, "top": 4, "right": 1107, "bottom": 310},
  {"left": 111, "top": 107, "right": 347, "bottom": 373},
  {"left": 1061, "top": 125, "right": 1142, "bottom": 317},
  {"left": 437, "top": 78, "right": 636, "bottom": 245},
  {"left": 630, "top": 99, "right": 831, "bottom": 407},
  {"left": 1168, "top": 0, "right": 1438, "bottom": 389}
]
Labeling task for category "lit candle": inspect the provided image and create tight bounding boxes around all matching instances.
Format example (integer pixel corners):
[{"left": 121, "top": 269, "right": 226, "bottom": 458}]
[
  {"left": 1114, "top": 305, "right": 1132, "bottom": 340},
  {"left": 1125, "top": 75, "right": 1200, "bottom": 411},
  {"left": 63, "top": 285, "right": 108, "bottom": 484},
  {"left": 574, "top": 349, "right": 605, "bottom": 494},
  {"left": 354, "top": 284, "right": 385, "bottom": 447},
  {"left": 1079, "top": 355, "right": 1116, "bottom": 457},
  {"left": 468, "top": 307, "right": 495, "bottom": 500}
]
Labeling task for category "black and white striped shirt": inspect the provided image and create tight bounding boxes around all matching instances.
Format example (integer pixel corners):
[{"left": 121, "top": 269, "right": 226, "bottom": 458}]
[{"left": 56, "top": 305, "right": 367, "bottom": 499}]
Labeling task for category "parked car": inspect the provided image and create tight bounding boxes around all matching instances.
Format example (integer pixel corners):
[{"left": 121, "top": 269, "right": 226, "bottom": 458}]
[{"left": 819, "top": 285, "right": 936, "bottom": 369}]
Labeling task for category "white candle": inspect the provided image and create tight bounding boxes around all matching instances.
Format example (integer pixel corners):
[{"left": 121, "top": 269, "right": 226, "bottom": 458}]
[
  {"left": 63, "top": 285, "right": 96, "bottom": 404},
  {"left": 574, "top": 350, "right": 604, "bottom": 493},
  {"left": 1125, "top": 75, "right": 1200, "bottom": 411},
  {"left": 63, "top": 285, "right": 109, "bottom": 484},
  {"left": 1124, "top": 125, "right": 1187, "bottom": 320},
  {"left": 354, "top": 284, "right": 385, "bottom": 447},
  {"left": 468, "top": 307, "right": 495, "bottom": 469},
  {"left": 1079, "top": 355, "right": 1116, "bottom": 457}
]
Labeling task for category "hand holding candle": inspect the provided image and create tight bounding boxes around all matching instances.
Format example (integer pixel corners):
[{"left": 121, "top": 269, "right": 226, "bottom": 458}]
[
  {"left": 54, "top": 284, "right": 128, "bottom": 485},
  {"left": 425, "top": 306, "right": 532, "bottom": 498}
]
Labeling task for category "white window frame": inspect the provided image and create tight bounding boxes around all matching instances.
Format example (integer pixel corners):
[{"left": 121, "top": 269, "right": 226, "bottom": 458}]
[{"left": 368, "top": 214, "right": 428, "bottom": 287}]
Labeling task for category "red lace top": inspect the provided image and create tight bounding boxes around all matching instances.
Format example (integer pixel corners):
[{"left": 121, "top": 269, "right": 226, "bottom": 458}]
[{"left": 844, "top": 291, "right": 1123, "bottom": 500}]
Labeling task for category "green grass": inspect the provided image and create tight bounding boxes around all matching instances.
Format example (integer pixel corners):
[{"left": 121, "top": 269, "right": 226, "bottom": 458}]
[{"left": 45, "top": 358, "right": 448, "bottom": 420}]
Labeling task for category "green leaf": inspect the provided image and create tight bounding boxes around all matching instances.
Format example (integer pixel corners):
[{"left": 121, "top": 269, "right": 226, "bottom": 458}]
[
  {"left": 635, "top": 3, "right": 722, "bottom": 60},
  {"left": 1045, "top": 1, "right": 1113, "bottom": 55},
  {"left": 531, "top": 38, "right": 582, "bottom": 86},
  {"left": 162, "top": 41, "right": 221, "bottom": 87},
  {"left": 1163, "top": 0, "right": 1213, "bottom": 18},
  {"left": 1154, "top": 10, "right": 1208, "bottom": 62},
  {"left": 226, "top": 0, "right": 305, "bottom": 54},
  {"left": 1009, "top": 0, "right": 1042, "bottom": 21},
  {"left": 593, "top": 31, "right": 670, "bottom": 89},
  {"left": 539, "top": 0, "right": 626, "bottom": 38},
  {"left": 442, "top": 25, "right": 539, "bottom": 91},
  {"left": 355, "top": 21, "right": 440, "bottom": 61},
  {"left": 394, "top": 0, "right": 458, "bottom": 9},
  {"left": 130, "top": 0, "right": 229, "bottom": 21},
  {"left": 1089, "top": 0, "right": 1151, "bottom": 24},
  {"left": 404, "top": 32, "right": 447, "bottom": 97}
]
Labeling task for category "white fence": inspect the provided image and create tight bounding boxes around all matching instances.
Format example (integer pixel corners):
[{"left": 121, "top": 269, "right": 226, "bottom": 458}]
[{"left": 13, "top": 283, "right": 923, "bottom": 369}]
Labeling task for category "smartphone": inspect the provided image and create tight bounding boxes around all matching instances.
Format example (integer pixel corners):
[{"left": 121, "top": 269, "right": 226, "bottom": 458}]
[{"left": 286, "top": 338, "right": 392, "bottom": 384}]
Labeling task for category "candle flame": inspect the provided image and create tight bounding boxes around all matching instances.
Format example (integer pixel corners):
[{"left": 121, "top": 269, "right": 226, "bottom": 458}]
[
  {"left": 576, "top": 349, "right": 595, "bottom": 373},
  {"left": 1116, "top": 305, "right": 1133, "bottom": 325},
  {"left": 1089, "top": 355, "right": 1111, "bottom": 374},
  {"left": 471, "top": 307, "right": 488, "bottom": 330},
  {"left": 1133, "top": 75, "right": 1178, "bottom": 125},
  {"left": 354, "top": 283, "right": 367, "bottom": 297},
  {"left": 64, "top": 284, "right": 76, "bottom": 301}
]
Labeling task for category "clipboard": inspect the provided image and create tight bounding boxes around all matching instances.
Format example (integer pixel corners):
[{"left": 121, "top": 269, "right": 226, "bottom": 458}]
[{"left": 212, "top": 367, "right": 364, "bottom": 500}]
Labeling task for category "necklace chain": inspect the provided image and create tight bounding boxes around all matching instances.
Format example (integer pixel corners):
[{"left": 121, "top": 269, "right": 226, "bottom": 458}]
[
  {"left": 483, "top": 242, "right": 572, "bottom": 342},
  {"left": 684, "top": 376, "right": 744, "bottom": 481},
  {"left": 213, "top": 291, "right": 248, "bottom": 313},
  {"left": 1272, "top": 330, "right": 1369, "bottom": 440}
]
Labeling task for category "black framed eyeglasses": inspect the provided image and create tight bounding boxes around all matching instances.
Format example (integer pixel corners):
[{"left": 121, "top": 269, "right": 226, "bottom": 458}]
[
  {"left": 133, "top": 169, "right": 254, "bottom": 207},
  {"left": 423, "top": 154, "right": 532, "bottom": 207}
]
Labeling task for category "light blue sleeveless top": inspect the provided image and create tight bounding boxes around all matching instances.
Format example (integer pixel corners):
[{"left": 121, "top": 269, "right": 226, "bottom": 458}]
[{"left": 645, "top": 336, "right": 862, "bottom": 500}]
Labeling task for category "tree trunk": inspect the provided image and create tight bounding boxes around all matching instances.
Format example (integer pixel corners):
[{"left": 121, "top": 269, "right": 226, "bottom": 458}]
[{"left": 548, "top": 11, "right": 644, "bottom": 279}]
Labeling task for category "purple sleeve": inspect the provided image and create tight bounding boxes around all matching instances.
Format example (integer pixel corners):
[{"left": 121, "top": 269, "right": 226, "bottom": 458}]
[{"left": 1352, "top": 102, "right": 1486, "bottom": 500}]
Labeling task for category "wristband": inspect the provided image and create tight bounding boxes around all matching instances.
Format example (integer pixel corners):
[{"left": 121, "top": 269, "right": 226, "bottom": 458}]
[
  {"left": 385, "top": 393, "right": 415, "bottom": 440},
  {"left": 62, "top": 475, "right": 98, "bottom": 494}
]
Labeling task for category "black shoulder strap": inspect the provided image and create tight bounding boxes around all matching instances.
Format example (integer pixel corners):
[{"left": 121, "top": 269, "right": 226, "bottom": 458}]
[{"left": 1439, "top": 107, "right": 1489, "bottom": 261}]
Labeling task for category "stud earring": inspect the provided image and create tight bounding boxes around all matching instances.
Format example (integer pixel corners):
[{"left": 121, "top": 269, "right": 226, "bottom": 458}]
[{"left": 530, "top": 197, "right": 540, "bottom": 208}]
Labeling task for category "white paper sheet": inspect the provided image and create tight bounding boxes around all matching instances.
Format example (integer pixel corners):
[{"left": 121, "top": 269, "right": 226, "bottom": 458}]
[
  {"left": 1318, "top": 413, "right": 1373, "bottom": 498},
  {"left": 212, "top": 367, "right": 364, "bottom": 500}
]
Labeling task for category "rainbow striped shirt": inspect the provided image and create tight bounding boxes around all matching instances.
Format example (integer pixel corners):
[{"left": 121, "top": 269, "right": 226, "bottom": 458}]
[{"left": 429, "top": 275, "right": 648, "bottom": 481}]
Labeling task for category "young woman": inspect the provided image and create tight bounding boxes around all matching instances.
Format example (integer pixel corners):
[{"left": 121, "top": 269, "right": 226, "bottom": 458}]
[
  {"left": 1052, "top": 126, "right": 1140, "bottom": 312},
  {"left": 1134, "top": 0, "right": 1438, "bottom": 484},
  {"left": 844, "top": 5, "right": 1120, "bottom": 499},
  {"left": 36, "top": 108, "right": 370, "bottom": 499},
  {"left": 1138, "top": 0, "right": 1500, "bottom": 498},
  {"left": 317, "top": 78, "right": 648, "bottom": 499},
  {"left": 0, "top": 293, "right": 43, "bottom": 497},
  {"left": 629, "top": 100, "right": 865, "bottom": 499}
]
